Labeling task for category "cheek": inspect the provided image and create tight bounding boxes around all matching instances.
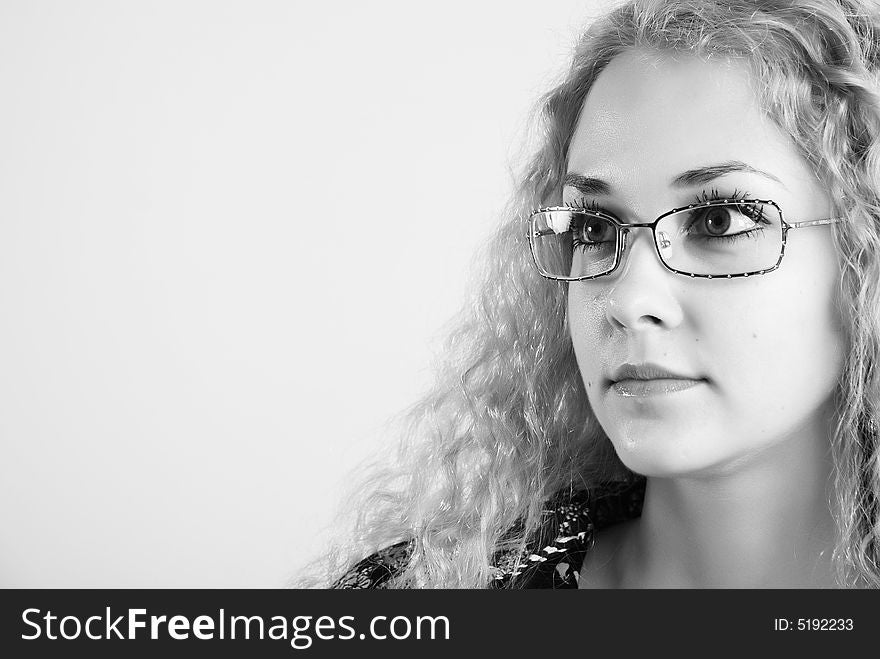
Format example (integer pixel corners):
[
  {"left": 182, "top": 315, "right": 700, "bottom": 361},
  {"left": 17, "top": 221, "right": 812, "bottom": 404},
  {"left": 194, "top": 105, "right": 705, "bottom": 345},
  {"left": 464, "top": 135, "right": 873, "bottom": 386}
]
[
  {"left": 567, "top": 284, "right": 607, "bottom": 388},
  {"left": 705, "top": 268, "right": 844, "bottom": 425}
]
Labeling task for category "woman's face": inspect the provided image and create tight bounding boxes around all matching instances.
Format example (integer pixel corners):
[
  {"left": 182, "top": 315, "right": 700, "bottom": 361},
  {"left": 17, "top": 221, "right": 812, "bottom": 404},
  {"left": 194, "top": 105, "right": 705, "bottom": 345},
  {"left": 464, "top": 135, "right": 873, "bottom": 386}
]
[{"left": 567, "top": 50, "right": 846, "bottom": 478}]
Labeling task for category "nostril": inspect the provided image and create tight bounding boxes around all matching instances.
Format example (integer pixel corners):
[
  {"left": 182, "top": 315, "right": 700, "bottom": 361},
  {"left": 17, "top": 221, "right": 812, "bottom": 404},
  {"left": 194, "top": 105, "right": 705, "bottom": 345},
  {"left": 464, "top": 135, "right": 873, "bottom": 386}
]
[{"left": 603, "top": 264, "right": 684, "bottom": 331}]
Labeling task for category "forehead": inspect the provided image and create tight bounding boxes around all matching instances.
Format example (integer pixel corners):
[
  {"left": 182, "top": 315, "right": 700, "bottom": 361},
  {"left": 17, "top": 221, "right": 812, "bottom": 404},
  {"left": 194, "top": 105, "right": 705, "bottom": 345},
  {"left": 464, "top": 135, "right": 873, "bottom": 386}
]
[{"left": 566, "top": 50, "right": 801, "bottom": 198}]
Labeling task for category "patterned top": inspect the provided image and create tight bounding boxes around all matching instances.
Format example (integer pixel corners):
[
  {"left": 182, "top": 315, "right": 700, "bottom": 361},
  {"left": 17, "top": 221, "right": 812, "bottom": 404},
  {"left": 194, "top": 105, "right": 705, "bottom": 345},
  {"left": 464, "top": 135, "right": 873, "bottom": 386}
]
[{"left": 331, "top": 477, "right": 646, "bottom": 589}]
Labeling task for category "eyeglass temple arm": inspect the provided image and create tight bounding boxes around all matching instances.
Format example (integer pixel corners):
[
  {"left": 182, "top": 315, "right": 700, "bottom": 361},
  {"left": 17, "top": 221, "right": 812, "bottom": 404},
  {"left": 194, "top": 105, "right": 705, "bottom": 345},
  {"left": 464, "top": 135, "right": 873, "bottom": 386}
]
[{"left": 787, "top": 218, "right": 843, "bottom": 229}]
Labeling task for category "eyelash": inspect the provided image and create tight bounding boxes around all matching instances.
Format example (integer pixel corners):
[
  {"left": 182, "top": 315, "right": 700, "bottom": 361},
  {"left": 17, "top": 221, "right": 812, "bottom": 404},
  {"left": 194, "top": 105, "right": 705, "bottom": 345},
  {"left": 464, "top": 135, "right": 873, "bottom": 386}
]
[
  {"left": 694, "top": 187, "right": 749, "bottom": 204},
  {"left": 568, "top": 187, "right": 750, "bottom": 212}
]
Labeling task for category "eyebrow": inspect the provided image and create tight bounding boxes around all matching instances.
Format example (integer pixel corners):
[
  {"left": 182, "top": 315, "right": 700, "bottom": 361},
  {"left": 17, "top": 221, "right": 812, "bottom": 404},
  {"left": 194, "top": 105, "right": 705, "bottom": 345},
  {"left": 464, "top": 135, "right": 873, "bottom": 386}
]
[
  {"left": 562, "top": 173, "right": 611, "bottom": 196},
  {"left": 563, "top": 160, "right": 784, "bottom": 195},
  {"left": 671, "top": 160, "right": 784, "bottom": 187}
]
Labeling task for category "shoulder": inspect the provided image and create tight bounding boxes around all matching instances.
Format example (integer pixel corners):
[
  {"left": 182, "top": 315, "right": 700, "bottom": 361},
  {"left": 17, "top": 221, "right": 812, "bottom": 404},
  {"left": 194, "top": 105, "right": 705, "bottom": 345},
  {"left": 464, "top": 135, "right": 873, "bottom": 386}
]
[
  {"left": 330, "top": 541, "right": 413, "bottom": 589},
  {"left": 504, "top": 477, "right": 645, "bottom": 589},
  {"left": 331, "top": 478, "right": 645, "bottom": 589}
]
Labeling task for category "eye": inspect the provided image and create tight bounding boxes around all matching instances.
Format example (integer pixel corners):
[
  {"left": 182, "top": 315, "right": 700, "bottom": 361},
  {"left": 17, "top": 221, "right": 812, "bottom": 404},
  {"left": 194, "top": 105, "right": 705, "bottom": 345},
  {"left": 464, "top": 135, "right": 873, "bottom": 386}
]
[
  {"left": 687, "top": 204, "right": 763, "bottom": 237},
  {"left": 573, "top": 212, "right": 616, "bottom": 243}
]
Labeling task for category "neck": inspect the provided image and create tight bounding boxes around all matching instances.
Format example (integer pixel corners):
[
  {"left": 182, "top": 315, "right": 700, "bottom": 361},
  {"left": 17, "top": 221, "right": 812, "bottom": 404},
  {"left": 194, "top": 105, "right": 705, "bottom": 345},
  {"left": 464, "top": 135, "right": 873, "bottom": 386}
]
[{"left": 623, "top": 416, "right": 837, "bottom": 588}]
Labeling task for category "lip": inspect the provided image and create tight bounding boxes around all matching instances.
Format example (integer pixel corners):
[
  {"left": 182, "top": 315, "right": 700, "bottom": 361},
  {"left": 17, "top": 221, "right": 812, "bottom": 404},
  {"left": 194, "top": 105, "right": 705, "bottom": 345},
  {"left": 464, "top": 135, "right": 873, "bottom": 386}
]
[
  {"left": 607, "top": 362, "right": 707, "bottom": 398},
  {"left": 611, "top": 378, "right": 704, "bottom": 397}
]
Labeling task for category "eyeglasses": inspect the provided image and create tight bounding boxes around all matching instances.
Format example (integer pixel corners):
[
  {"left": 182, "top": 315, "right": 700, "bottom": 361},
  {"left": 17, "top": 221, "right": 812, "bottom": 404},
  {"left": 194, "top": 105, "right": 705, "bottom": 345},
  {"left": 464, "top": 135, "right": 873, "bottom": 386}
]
[{"left": 527, "top": 198, "right": 842, "bottom": 281}]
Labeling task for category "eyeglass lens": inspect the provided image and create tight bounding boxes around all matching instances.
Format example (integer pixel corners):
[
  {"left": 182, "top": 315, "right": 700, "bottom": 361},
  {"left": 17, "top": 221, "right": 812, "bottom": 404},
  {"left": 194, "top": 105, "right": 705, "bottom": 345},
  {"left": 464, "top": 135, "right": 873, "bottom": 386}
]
[{"left": 530, "top": 201, "right": 783, "bottom": 278}]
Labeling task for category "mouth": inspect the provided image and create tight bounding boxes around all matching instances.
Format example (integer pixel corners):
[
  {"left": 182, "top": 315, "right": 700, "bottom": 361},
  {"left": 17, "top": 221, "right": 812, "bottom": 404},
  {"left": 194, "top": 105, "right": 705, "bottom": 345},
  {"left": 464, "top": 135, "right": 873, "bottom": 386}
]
[
  {"left": 607, "top": 363, "right": 707, "bottom": 398},
  {"left": 609, "top": 377, "right": 706, "bottom": 397}
]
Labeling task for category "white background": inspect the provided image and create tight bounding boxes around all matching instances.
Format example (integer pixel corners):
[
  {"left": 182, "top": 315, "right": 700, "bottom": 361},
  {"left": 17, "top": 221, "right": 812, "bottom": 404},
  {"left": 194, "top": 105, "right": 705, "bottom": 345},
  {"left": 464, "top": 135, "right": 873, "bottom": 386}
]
[{"left": 0, "top": 0, "right": 603, "bottom": 586}]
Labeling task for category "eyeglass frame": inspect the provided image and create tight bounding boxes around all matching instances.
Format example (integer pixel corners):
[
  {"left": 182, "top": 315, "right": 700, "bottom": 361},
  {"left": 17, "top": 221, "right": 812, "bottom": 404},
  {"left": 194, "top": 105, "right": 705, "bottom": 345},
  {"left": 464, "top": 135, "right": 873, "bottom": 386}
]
[{"left": 527, "top": 197, "right": 843, "bottom": 281}]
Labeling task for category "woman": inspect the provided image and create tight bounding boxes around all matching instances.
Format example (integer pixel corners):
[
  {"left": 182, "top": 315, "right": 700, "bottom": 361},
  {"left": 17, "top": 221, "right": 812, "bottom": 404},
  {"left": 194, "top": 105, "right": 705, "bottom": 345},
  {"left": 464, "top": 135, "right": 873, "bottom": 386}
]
[{"left": 317, "top": 0, "right": 880, "bottom": 588}]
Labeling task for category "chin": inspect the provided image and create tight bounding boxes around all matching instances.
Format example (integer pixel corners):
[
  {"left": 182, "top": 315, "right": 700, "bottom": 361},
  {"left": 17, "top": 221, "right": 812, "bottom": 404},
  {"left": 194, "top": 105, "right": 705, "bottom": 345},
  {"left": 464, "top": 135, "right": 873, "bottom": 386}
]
[{"left": 608, "top": 429, "right": 728, "bottom": 479}]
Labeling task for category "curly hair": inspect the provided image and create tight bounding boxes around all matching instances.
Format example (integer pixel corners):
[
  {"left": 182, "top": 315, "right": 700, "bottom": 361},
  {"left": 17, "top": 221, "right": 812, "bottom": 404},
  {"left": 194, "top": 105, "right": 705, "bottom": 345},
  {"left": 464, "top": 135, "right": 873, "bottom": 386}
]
[{"left": 303, "top": 0, "right": 880, "bottom": 588}]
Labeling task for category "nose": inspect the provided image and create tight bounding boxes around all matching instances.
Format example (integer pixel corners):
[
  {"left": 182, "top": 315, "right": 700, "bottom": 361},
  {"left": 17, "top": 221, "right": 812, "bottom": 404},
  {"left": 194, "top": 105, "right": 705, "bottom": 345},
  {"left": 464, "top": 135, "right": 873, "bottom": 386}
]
[{"left": 603, "top": 227, "right": 684, "bottom": 331}]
